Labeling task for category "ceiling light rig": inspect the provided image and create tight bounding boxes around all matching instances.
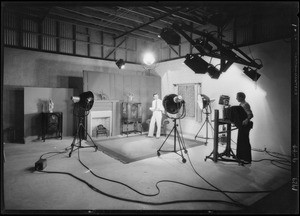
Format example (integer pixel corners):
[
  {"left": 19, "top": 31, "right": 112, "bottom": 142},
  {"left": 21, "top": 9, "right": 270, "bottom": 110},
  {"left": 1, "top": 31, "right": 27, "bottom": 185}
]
[
  {"left": 168, "top": 22, "right": 263, "bottom": 79},
  {"left": 184, "top": 54, "right": 221, "bottom": 79}
]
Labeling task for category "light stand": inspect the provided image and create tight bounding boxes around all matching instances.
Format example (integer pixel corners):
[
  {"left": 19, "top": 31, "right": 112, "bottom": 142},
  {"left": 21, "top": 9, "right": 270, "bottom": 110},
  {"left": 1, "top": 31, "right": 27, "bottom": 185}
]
[
  {"left": 195, "top": 104, "right": 214, "bottom": 145},
  {"left": 195, "top": 94, "right": 214, "bottom": 145},
  {"left": 68, "top": 92, "right": 98, "bottom": 157},
  {"left": 157, "top": 118, "right": 188, "bottom": 163},
  {"left": 157, "top": 94, "right": 187, "bottom": 163}
]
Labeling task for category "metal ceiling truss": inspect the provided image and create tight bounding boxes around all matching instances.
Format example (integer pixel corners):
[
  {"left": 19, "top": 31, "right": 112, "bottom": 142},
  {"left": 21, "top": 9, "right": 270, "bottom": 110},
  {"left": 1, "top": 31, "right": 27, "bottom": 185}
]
[{"left": 171, "top": 22, "right": 263, "bottom": 70}]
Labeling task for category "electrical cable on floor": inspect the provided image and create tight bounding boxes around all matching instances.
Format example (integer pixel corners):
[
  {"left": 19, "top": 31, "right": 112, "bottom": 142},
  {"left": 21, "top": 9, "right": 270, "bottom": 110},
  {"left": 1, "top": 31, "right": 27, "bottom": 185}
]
[
  {"left": 75, "top": 146, "right": 273, "bottom": 195},
  {"left": 36, "top": 147, "right": 246, "bottom": 207},
  {"left": 226, "top": 138, "right": 291, "bottom": 170},
  {"left": 35, "top": 137, "right": 280, "bottom": 208},
  {"left": 34, "top": 146, "right": 256, "bottom": 208},
  {"left": 36, "top": 168, "right": 245, "bottom": 208},
  {"left": 177, "top": 119, "right": 245, "bottom": 207}
]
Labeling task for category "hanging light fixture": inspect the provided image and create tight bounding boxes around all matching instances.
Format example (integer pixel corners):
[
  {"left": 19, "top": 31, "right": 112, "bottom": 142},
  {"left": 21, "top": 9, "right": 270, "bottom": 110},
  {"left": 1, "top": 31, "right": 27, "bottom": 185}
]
[
  {"left": 184, "top": 54, "right": 209, "bottom": 74},
  {"left": 143, "top": 52, "right": 155, "bottom": 65},
  {"left": 158, "top": 27, "right": 181, "bottom": 46},
  {"left": 207, "top": 65, "right": 222, "bottom": 79},
  {"left": 116, "top": 59, "right": 125, "bottom": 69},
  {"left": 243, "top": 67, "right": 261, "bottom": 81}
]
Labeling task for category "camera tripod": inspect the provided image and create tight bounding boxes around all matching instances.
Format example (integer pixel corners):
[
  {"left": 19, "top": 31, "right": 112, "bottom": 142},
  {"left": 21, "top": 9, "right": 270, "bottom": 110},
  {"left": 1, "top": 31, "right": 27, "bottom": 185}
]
[
  {"left": 157, "top": 118, "right": 187, "bottom": 163},
  {"left": 195, "top": 106, "right": 214, "bottom": 145},
  {"left": 68, "top": 112, "right": 98, "bottom": 157}
]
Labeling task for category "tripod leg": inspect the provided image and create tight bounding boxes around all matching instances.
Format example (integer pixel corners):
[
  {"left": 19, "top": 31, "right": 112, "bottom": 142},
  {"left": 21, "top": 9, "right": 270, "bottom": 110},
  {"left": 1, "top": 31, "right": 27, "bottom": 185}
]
[
  {"left": 176, "top": 129, "right": 187, "bottom": 153},
  {"left": 81, "top": 124, "right": 98, "bottom": 151},
  {"left": 175, "top": 129, "right": 186, "bottom": 163},
  {"left": 195, "top": 120, "right": 206, "bottom": 139},
  {"left": 69, "top": 123, "right": 81, "bottom": 157},
  {"left": 157, "top": 126, "right": 174, "bottom": 152}
]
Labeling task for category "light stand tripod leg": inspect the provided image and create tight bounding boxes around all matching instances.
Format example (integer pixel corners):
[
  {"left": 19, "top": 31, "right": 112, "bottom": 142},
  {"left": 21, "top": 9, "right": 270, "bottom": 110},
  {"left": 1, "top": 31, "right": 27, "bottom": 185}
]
[
  {"left": 69, "top": 122, "right": 98, "bottom": 158},
  {"left": 175, "top": 128, "right": 187, "bottom": 163},
  {"left": 81, "top": 124, "right": 98, "bottom": 152},
  {"left": 195, "top": 120, "right": 206, "bottom": 139},
  {"left": 69, "top": 123, "right": 81, "bottom": 157},
  {"left": 176, "top": 129, "right": 187, "bottom": 153},
  {"left": 157, "top": 126, "right": 174, "bottom": 156}
]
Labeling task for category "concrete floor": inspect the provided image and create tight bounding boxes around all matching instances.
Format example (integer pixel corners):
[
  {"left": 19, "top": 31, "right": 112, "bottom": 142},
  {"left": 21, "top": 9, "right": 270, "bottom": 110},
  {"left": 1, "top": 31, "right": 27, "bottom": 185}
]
[{"left": 2, "top": 135, "right": 296, "bottom": 213}]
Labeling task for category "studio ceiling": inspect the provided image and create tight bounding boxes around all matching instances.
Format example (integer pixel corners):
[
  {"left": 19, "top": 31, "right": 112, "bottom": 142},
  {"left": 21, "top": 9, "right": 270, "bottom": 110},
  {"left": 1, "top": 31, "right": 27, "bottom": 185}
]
[{"left": 3, "top": 1, "right": 297, "bottom": 46}]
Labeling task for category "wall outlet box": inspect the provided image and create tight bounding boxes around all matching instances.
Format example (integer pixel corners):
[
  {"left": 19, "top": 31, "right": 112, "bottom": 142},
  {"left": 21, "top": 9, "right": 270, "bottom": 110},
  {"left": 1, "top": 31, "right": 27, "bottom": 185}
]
[{"left": 35, "top": 159, "right": 47, "bottom": 171}]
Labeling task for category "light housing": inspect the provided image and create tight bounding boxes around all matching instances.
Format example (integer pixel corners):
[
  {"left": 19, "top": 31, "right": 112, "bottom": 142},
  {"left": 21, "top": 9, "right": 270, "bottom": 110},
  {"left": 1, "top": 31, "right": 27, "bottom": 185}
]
[
  {"left": 207, "top": 65, "right": 221, "bottom": 79},
  {"left": 197, "top": 94, "right": 211, "bottom": 110},
  {"left": 184, "top": 54, "right": 209, "bottom": 74},
  {"left": 71, "top": 91, "right": 94, "bottom": 111},
  {"left": 195, "top": 38, "right": 213, "bottom": 53},
  {"left": 116, "top": 59, "right": 125, "bottom": 69},
  {"left": 163, "top": 94, "right": 184, "bottom": 114},
  {"left": 243, "top": 67, "right": 261, "bottom": 81},
  {"left": 159, "top": 28, "right": 181, "bottom": 46}
]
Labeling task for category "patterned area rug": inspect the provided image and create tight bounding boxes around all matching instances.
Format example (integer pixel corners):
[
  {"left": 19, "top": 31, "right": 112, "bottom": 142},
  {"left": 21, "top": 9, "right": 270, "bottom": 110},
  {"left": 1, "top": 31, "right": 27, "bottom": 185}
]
[{"left": 88, "top": 135, "right": 205, "bottom": 163}]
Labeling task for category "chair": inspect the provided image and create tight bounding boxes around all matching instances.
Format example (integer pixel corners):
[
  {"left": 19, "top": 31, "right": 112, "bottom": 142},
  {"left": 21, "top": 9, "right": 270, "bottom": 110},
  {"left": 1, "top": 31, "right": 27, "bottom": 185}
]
[
  {"left": 146, "top": 114, "right": 170, "bottom": 136},
  {"left": 96, "top": 124, "right": 109, "bottom": 137}
]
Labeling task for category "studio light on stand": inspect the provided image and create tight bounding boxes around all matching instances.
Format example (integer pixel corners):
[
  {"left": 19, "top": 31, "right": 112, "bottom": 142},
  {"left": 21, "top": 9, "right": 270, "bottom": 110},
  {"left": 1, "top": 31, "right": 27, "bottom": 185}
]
[
  {"left": 157, "top": 94, "right": 188, "bottom": 163},
  {"left": 195, "top": 94, "right": 215, "bottom": 145},
  {"left": 68, "top": 91, "right": 98, "bottom": 157}
]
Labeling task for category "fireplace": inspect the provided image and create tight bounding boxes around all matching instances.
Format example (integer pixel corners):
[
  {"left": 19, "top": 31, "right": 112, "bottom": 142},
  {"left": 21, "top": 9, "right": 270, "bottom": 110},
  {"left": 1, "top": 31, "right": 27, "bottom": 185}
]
[{"left": 88, "top": 110, "right": 112, "bottom": 139}]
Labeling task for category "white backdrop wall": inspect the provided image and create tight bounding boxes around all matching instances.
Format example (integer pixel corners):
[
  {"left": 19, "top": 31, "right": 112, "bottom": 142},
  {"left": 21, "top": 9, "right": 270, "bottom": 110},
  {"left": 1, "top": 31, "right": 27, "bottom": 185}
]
[{"left": 156, "top": 40, "right": 291, "bottom": 155}]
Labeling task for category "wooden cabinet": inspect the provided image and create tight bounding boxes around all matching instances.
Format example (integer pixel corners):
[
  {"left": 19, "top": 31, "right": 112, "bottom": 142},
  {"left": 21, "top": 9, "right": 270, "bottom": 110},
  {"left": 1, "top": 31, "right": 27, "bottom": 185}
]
[
  {"left": 121, "top": 102, "right": 142, "bottom": 136},
  {"left": 41, "top": 112, "right": 63, "bottom": 141}
]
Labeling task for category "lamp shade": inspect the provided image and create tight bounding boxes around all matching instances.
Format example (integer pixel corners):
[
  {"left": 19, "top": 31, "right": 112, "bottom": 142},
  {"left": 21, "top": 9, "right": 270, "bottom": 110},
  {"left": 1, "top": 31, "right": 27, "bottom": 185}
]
[
  {"left": 163, "top": 94, "right": 183, "bottom": 114},
  {"left": 71, "top": 91, "right": 94, "bottom": 111},
  {"left": 197, "top": 94, "right": 210, "bottom": 110}
]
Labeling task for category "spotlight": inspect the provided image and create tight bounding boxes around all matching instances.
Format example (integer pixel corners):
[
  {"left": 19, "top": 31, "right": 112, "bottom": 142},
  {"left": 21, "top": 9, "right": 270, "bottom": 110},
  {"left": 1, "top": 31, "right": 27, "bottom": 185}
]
[
  {"left": 207, "top": 65, "right": 221, "bottom": 79},
  {"left": 159, "top": 28, "right": 181, "bottom": 46},
  {"left": 184, "top": 54, "right": 209, "bottom": 74},
  {"left": 143, "top": 52, "right": 155, "bottom": 65},
  {"left": 71, "top": 91, "right": 94, "bottom": 111},
  {"left": 116, "top": 59, "right": 125, "bottom": 69},
  {"left": 243, "top": 67, "right": 261, "bottom": 81},
  {"left": 197, "top": 94, "right": 211, "bottom": 110},
  {"left": 195, "top": 38, "right": 213, "bottom": 53},
  {"left": 163, "top": 94, "right": 184, "bottom": 114}
]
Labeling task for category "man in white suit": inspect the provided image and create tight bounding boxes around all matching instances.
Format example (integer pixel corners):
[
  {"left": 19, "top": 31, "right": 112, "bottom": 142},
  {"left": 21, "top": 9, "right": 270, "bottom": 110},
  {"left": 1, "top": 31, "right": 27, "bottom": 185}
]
[{"left": 148, "top": 93, "right": 164, "bottom": 138}]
